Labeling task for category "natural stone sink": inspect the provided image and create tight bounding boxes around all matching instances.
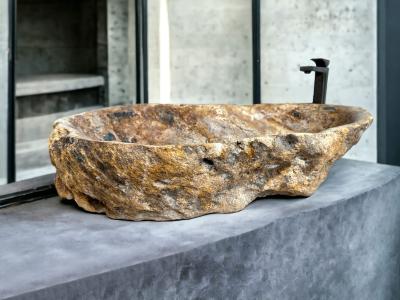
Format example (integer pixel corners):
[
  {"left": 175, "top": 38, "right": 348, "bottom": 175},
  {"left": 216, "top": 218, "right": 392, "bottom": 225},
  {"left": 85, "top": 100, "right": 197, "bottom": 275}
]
[{"left": 49, "top": 104, "right": 372, "bottom": 221}]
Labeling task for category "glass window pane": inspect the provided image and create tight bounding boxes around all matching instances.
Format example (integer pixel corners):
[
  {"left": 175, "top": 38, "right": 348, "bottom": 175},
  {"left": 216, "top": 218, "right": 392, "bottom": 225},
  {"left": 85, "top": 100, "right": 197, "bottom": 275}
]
[{"left": 148, "top": 0, "right": 253, "bottom": 104}]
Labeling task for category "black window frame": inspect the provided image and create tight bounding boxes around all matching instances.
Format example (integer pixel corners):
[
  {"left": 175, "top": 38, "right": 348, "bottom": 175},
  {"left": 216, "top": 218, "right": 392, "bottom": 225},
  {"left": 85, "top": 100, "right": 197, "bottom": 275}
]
[{"left": 7, "top": 0, "right": 16, "bottom": 184}]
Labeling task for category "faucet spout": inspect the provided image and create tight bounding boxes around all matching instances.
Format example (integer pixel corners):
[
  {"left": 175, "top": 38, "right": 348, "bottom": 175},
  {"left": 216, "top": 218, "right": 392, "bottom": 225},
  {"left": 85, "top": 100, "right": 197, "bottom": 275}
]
[{"left": 300, "top": 58, "right": 330, "bottom": 104}]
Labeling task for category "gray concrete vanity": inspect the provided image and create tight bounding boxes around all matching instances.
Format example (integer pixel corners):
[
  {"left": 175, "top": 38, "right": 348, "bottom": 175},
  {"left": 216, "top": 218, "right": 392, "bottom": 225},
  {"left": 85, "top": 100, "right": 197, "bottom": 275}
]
[{"left": 1, "top": 159, "right": 399, "bottom": 299}]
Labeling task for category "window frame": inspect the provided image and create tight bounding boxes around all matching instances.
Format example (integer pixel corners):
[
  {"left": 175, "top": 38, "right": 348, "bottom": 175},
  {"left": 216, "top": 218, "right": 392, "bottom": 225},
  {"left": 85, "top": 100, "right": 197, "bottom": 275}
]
[
  {"left": 377, "top": 0, "right": 400, "bottom": 166},
  {"left": 7, "top": 0, "right": 16, "bottom": 184}
]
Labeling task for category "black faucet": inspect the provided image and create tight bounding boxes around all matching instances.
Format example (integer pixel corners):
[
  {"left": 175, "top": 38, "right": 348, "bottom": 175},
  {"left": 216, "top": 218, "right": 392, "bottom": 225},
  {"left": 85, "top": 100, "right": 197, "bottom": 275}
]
[{"left": 300, "top": 58, "right": 330, "bottom": 104}]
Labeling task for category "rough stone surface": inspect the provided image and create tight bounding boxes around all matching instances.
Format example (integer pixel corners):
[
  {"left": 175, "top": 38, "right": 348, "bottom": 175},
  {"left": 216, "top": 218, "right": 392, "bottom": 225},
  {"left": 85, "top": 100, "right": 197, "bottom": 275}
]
[{"left": 49, "top": 104, "right": 372, "bottom": 221}]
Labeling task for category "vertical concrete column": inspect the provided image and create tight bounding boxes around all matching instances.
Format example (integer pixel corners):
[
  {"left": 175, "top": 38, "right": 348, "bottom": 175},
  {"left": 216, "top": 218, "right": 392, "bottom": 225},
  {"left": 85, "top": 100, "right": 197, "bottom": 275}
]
[
  {"left": 0, "top": 1, "right": 10, "bottom": 184},
  {"left": 107, "top": 0, "right": 136, "bottom": 106},
  {"left": 97, "top": 0, "right": 108, "bottom": 104}
]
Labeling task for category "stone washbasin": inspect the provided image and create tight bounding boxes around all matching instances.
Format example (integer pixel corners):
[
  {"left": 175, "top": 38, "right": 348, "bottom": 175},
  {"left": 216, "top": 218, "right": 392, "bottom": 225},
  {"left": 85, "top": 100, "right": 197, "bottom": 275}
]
[{"left": 49, "top": 104, "right": 372, "bottom": 221}]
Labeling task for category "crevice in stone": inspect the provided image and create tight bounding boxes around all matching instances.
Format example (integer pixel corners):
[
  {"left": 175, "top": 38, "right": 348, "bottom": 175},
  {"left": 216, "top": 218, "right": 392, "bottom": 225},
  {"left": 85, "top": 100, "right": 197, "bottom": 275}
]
[{"left": 202, "top": 158, "right": 215, "bottom": 168}]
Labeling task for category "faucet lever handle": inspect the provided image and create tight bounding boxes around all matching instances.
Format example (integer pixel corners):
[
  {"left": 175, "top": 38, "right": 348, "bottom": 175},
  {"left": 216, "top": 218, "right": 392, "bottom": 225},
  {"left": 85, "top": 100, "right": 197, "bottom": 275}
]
[{"left": 311, "top": 58, "right": 330, "bottom": 68}]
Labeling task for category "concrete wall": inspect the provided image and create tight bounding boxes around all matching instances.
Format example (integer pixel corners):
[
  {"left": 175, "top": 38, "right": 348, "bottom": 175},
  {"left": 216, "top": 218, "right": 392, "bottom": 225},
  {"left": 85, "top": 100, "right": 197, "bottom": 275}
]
[
  {"left": 17, "top": 0, "right": 98, "bottom": 76},
  {"left": 148, "top": 0, "right": 253, "bottom": 104},
  {"left": 0, "top": 1, "right": 9, "bottom": 184},
  {"left": 16, "top": 0, "right": 105, "bottom": 118},
  {"left": 261, "top": 0, "right": 377, "bottom": 162},
  {"left": 107, "top": 0, "right": 136, "bottom": 105},
  {"left": 16, "top": 0, "right": 137, "bottom": 108}
]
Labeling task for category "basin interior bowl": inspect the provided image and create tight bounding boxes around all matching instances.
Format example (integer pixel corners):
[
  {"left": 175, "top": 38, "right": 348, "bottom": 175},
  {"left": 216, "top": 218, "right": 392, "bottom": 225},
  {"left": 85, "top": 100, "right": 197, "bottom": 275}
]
[{"left": 65, "top": 104, "right": 364, "bottom": 146}]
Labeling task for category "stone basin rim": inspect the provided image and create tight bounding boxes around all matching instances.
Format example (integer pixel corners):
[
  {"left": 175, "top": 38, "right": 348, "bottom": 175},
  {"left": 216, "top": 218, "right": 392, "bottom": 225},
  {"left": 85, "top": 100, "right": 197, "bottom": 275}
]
[
  {"left": 49, "top": 103, "right": 373, "bottom": 221},
  {"left": 53, "top": 103, "right": 373, "bottom": 148}
]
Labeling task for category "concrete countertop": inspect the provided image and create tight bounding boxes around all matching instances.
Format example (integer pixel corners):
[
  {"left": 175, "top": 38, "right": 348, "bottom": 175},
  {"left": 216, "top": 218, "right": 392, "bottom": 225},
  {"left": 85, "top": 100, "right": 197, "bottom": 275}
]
[{"left": 1, "top": 159, "right": 400, "bottom": 300}]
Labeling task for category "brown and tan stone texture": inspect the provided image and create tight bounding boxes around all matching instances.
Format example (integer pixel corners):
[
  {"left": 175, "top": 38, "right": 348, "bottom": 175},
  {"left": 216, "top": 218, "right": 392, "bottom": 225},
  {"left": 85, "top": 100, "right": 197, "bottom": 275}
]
[{"left": 49, "top": 104, "right": 372, "bottom": 221}]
